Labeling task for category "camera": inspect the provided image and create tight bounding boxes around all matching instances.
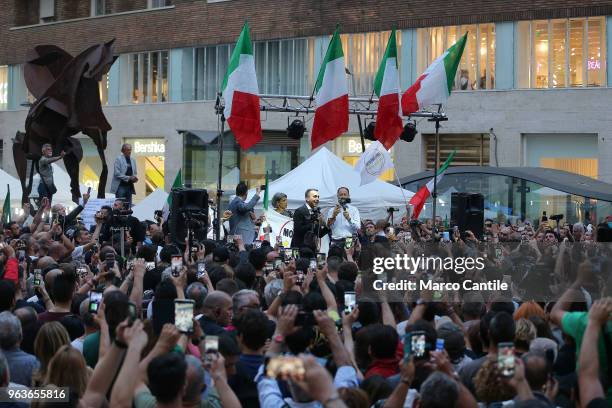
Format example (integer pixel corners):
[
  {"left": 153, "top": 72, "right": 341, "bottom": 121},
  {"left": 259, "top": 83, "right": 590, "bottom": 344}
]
[
  {"left": 338, "top": 197, "right": 351, "bottom": 210},
  {"left": 387, "top": 207, "right": 399, "bottom": 213}
]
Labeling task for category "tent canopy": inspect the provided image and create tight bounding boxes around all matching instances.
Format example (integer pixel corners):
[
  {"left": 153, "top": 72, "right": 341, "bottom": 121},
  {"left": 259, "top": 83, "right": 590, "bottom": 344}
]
[
  {"left": 131, "top": 188, "right": 168, "bottom": 221},
  {"left": 245, "top": 147, "right": 414, "bottom": 220}
]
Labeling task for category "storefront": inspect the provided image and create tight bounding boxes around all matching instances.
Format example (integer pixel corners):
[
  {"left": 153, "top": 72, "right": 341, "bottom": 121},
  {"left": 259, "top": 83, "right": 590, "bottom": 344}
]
[{"left": 400, "top": 166, "right": 612, "bottom": 225}]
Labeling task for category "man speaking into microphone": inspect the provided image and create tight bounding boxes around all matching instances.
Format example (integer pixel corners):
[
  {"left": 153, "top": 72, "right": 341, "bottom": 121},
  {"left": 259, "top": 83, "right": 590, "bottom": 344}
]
[
  {"left": 291, "top": 188, "right": 329, "bottom": 252},
  {"left": 326, "top": 186, "right": 360, "bottom": 248}
]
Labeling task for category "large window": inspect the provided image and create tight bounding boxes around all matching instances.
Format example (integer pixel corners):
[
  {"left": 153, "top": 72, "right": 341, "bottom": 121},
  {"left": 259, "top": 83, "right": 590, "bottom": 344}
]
[
  {"left": 339, "top": 31, "right": 401, "bottom": 96},
  {"left": 517, "top": 17, "right": 606, "bottom": 88},
  {"left": 91, "top": 0, "right": 105, "bottom": 16},
  {"left": 423, "top": 134, "right": 490, "bottom": 170},
  {"left": 0, "top": 66, "right": 7, "bottom": 110},
  {"left": 187, "top": 38, "right": 312, "bottom": 101},
  {"left": 417, "top": 24, "right": 495, "bottom": 90},
  {"left": 128, "top": 51, "right": 169, "bottom": 103}
]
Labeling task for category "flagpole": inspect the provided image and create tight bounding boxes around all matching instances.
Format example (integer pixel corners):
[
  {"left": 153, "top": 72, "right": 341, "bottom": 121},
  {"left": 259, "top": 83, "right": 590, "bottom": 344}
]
[
  {"left": 428, "top": 111, "right": 448, "bottom": 234},
  {"left": 215, "top": 93, "right": 225, "bottom": 242}
]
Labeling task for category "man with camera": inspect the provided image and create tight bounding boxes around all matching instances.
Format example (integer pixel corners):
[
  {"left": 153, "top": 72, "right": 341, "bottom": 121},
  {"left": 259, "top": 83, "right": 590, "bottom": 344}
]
[
  {"left": 325, "top": 187, "right": 360, "bottom": 248},
  {"left": 291, "top": 188, "right": 329, "bottom": 252}
]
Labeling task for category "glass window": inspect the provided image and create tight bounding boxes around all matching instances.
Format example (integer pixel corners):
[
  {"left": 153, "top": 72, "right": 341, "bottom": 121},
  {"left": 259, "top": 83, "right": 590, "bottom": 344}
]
[
  {"left": 423, "top": 133, "right": 490, "bottom": 169},
  {"left": 99, "top": 73, "right": 109, "bottom": 105},
  {"left": 0, "top": 66, "right": 7, "bottom": 110},
  {"left": 417, "top": 24, "right": 494, "bottom": 90},
  {"left": 517, "top": 17, "right": 606, "bottom": 88},
  {"left": 569, "top": 19, "right": 585, "bottom": 87},
  {"left": 533, "top": 20, "right": 549, "bottom": 88},
  {"left": 149, "top": 0, "right": 170, "bottom": 8},
  {"left": 340, "top": 31, "right": 400, "bottom": 96},
  {"left": 128, "top": 51, "right": 169, "bottom": 104}
]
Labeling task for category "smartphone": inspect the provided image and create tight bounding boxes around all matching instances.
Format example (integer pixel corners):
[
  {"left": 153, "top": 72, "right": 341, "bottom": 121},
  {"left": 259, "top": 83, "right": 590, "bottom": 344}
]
[
  {"left": 87, "top": 187, "right": 91, "bottom": 195},
  {"left": 17, "top": 250, "right": 25, "bottom": 262},
  {"left": 266, "top": 356, "right": 305, "bottom": 379},
  {"left": 410, "top": 331, "right": 427, "bottom": 359},
  {"left": 174, "top": 299, "right": 195, "bottom": 334},
  {"left": 276, "top": 235, "right": 282, "bottom": 246},
  {"left": 291, "top": 248, "right": 300, "bottom": 260},
  {"left": 260, "top": 184, "right": 267, "bottom": 191},
  {"left": 309, "top": 259, "right": 316, "bottom": 271},
  {"left": 204, "top": 335, "right": 219, "bottom": 365},
  {"left": 498, "top": 342, "right": 515, "bottom": 377},
  {"left": 227, "top": 235, "right": 234, "bottom": 244},
  {"left": 387, "top": 227, "right": 395, "bottom": 236},
  {"left": 88, "top": 291, "right": 103, "bottom": 314},
  {"left": 344, "top": 291, "right": 356, "bottom": 313},
  {"left": 152, "top": 299, "right": 175, "bottom": 334},
  {"left": 145, "top": 261, "right": 156, "bottom": 271},
  {"left": 495, "top": 247, "right": 503, "bottom": 260},
  {"left": 296, "top": 270, "right": 305, "bottom": 285},
  {"left": 197, "top": 262, "right": 206, "bottom": 278},
  {"left": 105, "top": 259, "right": 114, "bottom": 272},
  {"left": 436, "top": 338, "right": 445, "bottom": 351},
  {"left": 273, "top": 257, "right": 283, "bottom": 270},
  {"left": 316, "top": 253, "right": 326, "bottom": 269},
  {"left": 127, "top": 302, "right": 138, "bottom": 326},
  {"left": 442, "top": 231, "right": 450, "bottom": 242},
  {"left": 252, "top": 240, "right": 262, "bottom": 249},
  {"left": 77, "top": 267, "right": 88, "bottom": 279},
  {"left": 171, "top": 256, "right": 182, "bottom": 277},
  {"left": 295, "top": 311, "right": 315, "bottom": 326},
  {"left": 344, "top": 236, "right": 353, "bottom": 249},
  {"left": 279, "top": 247, "right": 288, "bottom": 262},
  {"left": 33, "top": 269, "right": 42, "bottom": 286}
]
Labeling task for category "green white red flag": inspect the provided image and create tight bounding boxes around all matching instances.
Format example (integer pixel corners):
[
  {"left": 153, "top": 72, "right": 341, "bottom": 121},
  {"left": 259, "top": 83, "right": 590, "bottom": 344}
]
[
  {"left": 221, "top": 22, "right": 262, "bottom": 150},
  {"left": 402, "top": 33, "right": 467, "bottom": 115},
  {"left": 373, "top": 29, "right": 403, "bottom": 149},
  {"left": 409, "top": 150, "right": 456, "bottom": 219},
  {"left": 311, "top": 28, "right": 349, "bottom": 149}
]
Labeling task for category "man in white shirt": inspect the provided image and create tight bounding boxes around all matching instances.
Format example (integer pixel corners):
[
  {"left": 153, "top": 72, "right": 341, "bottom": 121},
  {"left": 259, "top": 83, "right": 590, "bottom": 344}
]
[{"left": 326, "top": 187, "right": 360, "bottom": 247}]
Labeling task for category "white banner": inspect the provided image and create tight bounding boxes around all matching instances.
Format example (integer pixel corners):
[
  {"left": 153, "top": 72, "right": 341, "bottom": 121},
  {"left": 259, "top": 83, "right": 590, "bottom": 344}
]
[
  {"left": 260, "top": 209, "right": 293, "bottom": 247},
  {"left": 81, "top": 198, "right": 116, "bottom": 229}
]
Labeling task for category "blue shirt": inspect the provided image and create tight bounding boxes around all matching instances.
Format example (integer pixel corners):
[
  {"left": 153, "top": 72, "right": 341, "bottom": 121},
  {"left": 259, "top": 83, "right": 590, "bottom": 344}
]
[{"left": 3, "top": 348, "right": 40, "bottom": 387}]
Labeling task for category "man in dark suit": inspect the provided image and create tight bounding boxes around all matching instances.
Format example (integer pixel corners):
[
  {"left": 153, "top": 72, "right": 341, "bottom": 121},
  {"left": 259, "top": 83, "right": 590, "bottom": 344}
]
[{"left": 290, "top": 188, "right": 329, "bottom": 252}]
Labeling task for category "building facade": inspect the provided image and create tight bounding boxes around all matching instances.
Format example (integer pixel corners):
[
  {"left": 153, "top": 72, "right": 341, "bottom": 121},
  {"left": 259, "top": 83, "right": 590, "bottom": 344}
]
[{"left": 1, "top": 0, "right": 612, "bottom": 204}]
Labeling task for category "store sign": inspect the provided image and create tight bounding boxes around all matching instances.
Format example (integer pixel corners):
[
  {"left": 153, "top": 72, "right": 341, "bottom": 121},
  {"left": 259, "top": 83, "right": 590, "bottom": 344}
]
[
  {"left": 588, "top": 60, "right": 601, "bottom": 70},
  {"left": 347, "top": 139, "right": 372, "bottom": 154},
  {"left": 133, "top": 140, "right": 165, "bottom": 154}
]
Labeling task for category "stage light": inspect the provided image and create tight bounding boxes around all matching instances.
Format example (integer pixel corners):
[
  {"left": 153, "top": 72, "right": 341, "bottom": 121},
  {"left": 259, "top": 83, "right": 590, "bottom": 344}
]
[
  {"left": 363, "top": 121, "right": 377, "bottom": 141},
  {"left": 286, "top": 119, "right": 306, "bottom": 140},
  {"left": 400, "top": 121, "right": 417, "bottom": 143}
]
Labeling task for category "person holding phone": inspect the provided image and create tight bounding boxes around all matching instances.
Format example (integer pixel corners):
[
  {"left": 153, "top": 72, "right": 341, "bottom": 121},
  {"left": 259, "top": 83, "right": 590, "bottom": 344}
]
[
  {"left": 326, "top": 187, "right": 361, "bottom": 249},
  {"left": 228, "top": 182, "right": 261, "bottom": 244}
]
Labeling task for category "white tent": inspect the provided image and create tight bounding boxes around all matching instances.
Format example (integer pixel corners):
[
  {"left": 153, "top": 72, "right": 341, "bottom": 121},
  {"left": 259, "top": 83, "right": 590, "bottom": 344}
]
[
  {"left": 131, "top": 188, "right": 168, "bottom": 221},
  {"left": 0, "top": 169, "right": 24, "bottom": 200},
  {"left": 245, "top": 147, "right": 414, "bottom": 220}
]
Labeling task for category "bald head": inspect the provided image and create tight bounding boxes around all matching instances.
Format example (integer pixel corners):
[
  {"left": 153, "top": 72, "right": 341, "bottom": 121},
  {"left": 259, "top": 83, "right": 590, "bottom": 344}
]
[
  {"left": 202, "top": 291, "right": 233, "bottom": 327},
  {"left": 523, "top": 353, "right": 551, "bottom": 391},
  {"left": 48, "top": 242, "right": 67, "bottom": 262},
  {"left": 14, "top": 306, "right": 37, "bottom": 327},
  {"left": 37, "top": 256, "right": 56, "bottom": 271}
]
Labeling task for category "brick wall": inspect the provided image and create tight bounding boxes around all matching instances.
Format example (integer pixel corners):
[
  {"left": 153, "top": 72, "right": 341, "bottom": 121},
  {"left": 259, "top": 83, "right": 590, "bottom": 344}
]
[{"left": 2, "top": 0, "right": 612, "bottom": 64}]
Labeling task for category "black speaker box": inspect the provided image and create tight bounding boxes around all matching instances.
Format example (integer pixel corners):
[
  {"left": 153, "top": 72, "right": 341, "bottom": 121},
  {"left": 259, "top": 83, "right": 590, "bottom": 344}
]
[
  {"left": 168, "top": 188, "right": 209, "bottom": 247},
  {"left": 451, "top": 192, "right": 484, "bottom": 239}
]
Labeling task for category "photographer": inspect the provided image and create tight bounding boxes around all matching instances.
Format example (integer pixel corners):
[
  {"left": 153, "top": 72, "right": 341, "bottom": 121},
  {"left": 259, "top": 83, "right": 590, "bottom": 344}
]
[
  {"left": 71, "top": 213, "right": 103, "bottom": 264},
  {"left": 326, "top": 187, "right": 360, "bottom": 248},
  {"left": 97, "top": 200, "right": 145, "bottom": 251},
  {"left": 50, "top": 189, "right": 91, "bottom": 231}
]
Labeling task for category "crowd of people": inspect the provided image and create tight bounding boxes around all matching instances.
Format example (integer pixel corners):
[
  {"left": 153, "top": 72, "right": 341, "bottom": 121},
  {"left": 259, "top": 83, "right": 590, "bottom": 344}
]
[{"left": 0, "top": 182, "right": 610, "bottom": 408}]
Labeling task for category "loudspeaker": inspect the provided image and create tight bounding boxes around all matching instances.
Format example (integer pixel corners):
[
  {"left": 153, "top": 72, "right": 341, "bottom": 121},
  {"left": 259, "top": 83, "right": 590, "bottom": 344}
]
[
  {"left": 451, "top": 192, "right": 484, "bottom": 239},
  {"left": 168, "top": 188, "right": 209, "bottom": 247}
]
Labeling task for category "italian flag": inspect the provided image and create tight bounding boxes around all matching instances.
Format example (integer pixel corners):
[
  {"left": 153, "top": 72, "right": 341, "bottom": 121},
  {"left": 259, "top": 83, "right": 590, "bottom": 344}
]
[
  {"left": 374, "top": 29, "right": 403, "bottom": 150},
  {"left": 162, "top": 169, "right": 182, "bottom": 221},
  {"left": 402, "top": 33, "right": 467, "bottom": 115},
  {"left": 409, "top": 150, "right": 456, "bottom": 219},
  {"left": 311, "top": 28, "right": 349, "bottom": 150},
  {"left": 221, "top": 22, "right": 262, "bottom": 150}
]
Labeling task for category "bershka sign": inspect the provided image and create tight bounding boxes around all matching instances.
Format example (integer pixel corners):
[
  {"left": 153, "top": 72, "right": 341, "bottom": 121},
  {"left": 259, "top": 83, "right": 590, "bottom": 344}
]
[{"left": 133, "top": 140, "right": 165, "bottom": 154}]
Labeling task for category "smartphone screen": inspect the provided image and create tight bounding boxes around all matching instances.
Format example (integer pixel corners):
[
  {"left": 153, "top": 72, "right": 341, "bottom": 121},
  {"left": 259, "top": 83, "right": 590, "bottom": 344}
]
[
  {"left": 309, "top": 259, "right": 316, "bottom": 271},
  {"left": 291, "top": 248, "right": 300, "bottom": 260},
  {"left": 273, "top": 258, "right": 283, "bottom": 270},
  {"left": 128, "top": 302, "right": 138, "bottom": 325},
  {"left": 344, "top": 291, "right": 356, "bottom": 313},
  {"left": 33, "top": 269, "right": 42, "bottom": 286},
  {"left": 205, "top": 336, "right": 219, "bottom": 353},
  {"left": 252, "top": 240, "right": 262, "bottom": 249},
  {"left": 89, "top": 291, "right": 103, "bottom": 314},
  {"left": 77, "top": 267, "right": 88, "bottom": 279},
  {"left": 266, "top": 356, "right": 305, "bottom": 379},
  {"left": 295, "top": 270, "right": 305, "bottom": 285},
  {"left": 344, "top": 237, "right": 353, "bottom": 249},
  {"left": 171, "top": 256, "right": 182, "bottom": 277},
  {"left": 316, "top": 253, "right": 326, "bottom": 268},
  {"left": 174, "top": 300, "right": 195, "bottom": 334},
  {"left": 197, "top": 262, "right": 206, "bottom": 278},
  {"left": 145, "top": 261, "right": 156, "bottom": 271},
  {"left": 410, "top": 331, "right": 426, "bottom": 359},
  {"left": 403, "top": 333, "right": 411, "bottom": 361},
  {"left": 436, "top": 338, "right": 445, "bottom": 351},
  {"left": 227, "top": 235, "right": 234, "bottom": 244},
  {"left": 498, "top": 342, "right": 515, "bottom": 377}
]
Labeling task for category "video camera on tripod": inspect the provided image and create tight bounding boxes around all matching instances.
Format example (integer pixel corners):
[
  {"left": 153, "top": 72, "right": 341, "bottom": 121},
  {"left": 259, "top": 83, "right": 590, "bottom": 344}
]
[{"left": 168, "top": 188, "right": 209, "bottom": 252}]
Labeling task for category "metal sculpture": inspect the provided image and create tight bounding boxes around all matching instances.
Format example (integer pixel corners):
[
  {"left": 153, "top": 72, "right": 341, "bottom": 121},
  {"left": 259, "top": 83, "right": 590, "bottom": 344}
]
[{"left": 13, "top": 39, "right": 117, "bottom": 204}]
